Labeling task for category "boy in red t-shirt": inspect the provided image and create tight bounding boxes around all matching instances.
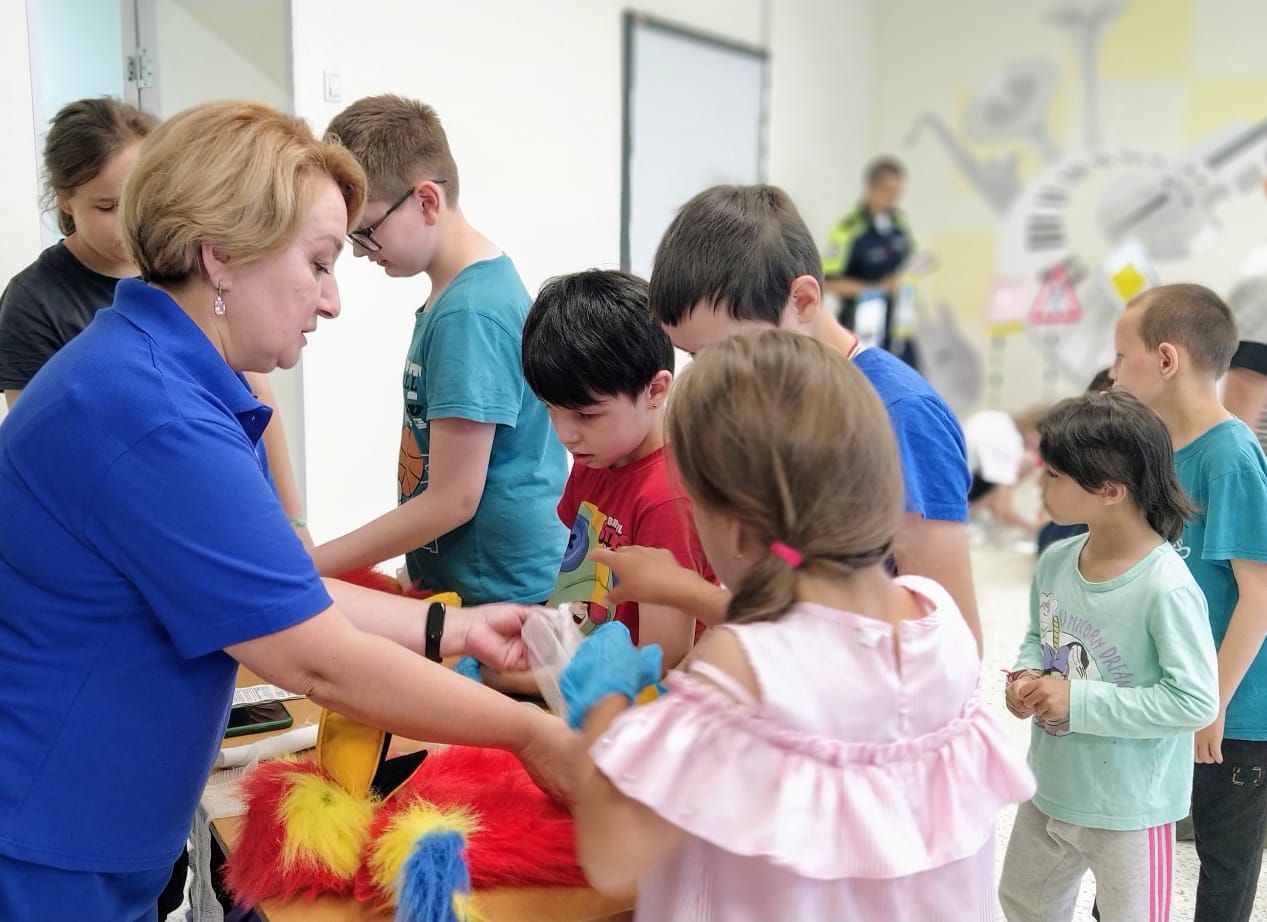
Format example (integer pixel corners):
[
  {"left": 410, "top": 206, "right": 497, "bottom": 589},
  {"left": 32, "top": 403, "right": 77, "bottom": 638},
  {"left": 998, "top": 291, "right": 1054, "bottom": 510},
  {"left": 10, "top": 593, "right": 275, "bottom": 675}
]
[{"left": 485, "top": 270, "right": 712, "bottom": 694}]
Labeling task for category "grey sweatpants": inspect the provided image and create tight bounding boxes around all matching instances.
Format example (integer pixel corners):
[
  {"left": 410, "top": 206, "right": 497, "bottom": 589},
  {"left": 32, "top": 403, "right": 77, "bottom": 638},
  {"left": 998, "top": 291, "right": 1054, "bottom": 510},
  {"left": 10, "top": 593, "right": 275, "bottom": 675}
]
[{"left": 999, "top": 800, "right": 1175, "bottom": 922}]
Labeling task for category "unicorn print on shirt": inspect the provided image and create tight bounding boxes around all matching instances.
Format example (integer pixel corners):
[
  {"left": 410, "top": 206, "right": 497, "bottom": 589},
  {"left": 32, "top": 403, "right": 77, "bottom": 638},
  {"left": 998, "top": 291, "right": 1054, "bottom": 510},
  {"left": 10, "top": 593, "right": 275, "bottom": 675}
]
[{"left": 1036, "top": 592, "right": 1103, "bottom": 736}]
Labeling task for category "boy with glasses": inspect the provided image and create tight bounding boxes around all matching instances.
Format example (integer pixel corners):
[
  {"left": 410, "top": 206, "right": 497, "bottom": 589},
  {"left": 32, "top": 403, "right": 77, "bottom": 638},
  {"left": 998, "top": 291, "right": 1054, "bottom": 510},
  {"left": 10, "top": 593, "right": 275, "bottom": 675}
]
[{"left": 318, "top": 95, "right": 567, "bottom": 607}]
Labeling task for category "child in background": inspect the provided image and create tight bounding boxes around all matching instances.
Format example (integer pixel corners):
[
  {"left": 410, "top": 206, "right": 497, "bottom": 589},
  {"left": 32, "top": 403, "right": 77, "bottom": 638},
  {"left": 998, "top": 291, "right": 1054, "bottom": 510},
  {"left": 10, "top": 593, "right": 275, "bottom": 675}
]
[
  {"left": 0, "top": 98, "right": 155, "bottom": 407},
  {"left": 317, "top": 95, "right": 567, "bottom": 602},
  {"left": 1113, "top": 283, "right": 1267, "bottom": 922},
  {"left": 962, "top": 405, "right": 1045, "bottom": 537},
  {"left": 1000, "top": 392, "right": 1219, "bottom": 922},
  {"left": 561, "top": 330, "right": 1033, "bottom": 921}
]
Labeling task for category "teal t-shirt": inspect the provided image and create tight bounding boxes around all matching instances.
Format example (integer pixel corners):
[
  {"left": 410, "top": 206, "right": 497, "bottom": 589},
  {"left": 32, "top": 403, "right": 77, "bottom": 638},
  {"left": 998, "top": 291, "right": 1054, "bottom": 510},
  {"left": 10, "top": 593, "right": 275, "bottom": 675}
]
[
  {"left": 1173, "top": 418, "right": 1267, "bottom": 740},
  {"left": 400, "top": 255, "right": 567, "bottom": 604},
  {"left": 1014, "top": 536, "right": 1219, "bottom": 830}
]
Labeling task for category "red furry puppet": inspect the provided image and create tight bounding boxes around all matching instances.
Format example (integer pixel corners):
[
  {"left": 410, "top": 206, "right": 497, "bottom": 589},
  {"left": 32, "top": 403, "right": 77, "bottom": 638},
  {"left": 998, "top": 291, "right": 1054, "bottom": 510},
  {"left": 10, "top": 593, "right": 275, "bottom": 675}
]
[{"left": 224, "top": 568, "right": 585, "bottom": 922}]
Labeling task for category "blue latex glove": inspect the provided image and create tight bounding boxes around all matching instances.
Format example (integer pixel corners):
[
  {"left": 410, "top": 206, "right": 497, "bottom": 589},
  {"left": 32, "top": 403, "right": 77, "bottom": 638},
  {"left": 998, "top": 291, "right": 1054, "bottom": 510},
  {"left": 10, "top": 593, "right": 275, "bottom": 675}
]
[
  {"left": 559, "top": 622, "right": 662, "bottom": 730},
  {"left": 454, "top": 656, "right": 484, "bottom": 683}
]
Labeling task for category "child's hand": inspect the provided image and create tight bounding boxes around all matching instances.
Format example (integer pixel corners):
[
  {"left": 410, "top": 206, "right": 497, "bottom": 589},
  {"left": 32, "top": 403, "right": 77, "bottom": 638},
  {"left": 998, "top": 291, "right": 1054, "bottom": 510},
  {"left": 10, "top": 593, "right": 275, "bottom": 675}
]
[
  {"left": 1019, "top": 676, "right": 1071, "bottom": 722},
  {"left": 1195, "top": 715, "right": 1226, "bottom": 764},
  {"left": 1004, "top": 670, "right": 1040, "bottom": 719},
  {"left": 588, "top": 545, "right": 689, "bottom": 607}
]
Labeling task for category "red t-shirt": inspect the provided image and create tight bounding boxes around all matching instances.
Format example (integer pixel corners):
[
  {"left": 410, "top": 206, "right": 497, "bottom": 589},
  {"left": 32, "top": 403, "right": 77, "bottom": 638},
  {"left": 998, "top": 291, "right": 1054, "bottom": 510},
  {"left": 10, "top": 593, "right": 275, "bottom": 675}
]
[{"left": 556, "top": 447, "right": 716, "bottom": 645}]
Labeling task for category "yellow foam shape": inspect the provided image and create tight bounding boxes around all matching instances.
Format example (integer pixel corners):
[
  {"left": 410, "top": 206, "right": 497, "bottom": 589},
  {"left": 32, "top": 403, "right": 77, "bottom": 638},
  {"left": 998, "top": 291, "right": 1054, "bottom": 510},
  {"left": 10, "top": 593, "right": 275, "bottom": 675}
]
[{"left": 317, "top": 590, "right": 463, "bottom": 798}]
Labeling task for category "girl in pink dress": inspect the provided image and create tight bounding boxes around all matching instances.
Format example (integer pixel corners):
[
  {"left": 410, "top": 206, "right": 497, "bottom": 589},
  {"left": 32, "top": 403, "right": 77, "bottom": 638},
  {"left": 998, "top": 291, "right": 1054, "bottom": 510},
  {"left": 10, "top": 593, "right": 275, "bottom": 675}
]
[{"left": 560, "top": 329, "right": 1035, "bottom": 921}]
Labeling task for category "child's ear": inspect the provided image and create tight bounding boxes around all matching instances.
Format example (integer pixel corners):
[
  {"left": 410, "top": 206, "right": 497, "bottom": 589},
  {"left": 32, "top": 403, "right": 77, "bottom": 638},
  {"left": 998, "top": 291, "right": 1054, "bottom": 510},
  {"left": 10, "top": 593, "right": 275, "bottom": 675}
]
[
  {"left": 731, "top": 516, "right": 760, "bottom": 561},
  {"left": 1100, "top": 481, "right": 1128, "bottom": 506},
  {"left": 417, "top": 181, "right": 445, "bottom": 220},
  {"left": 784, "top": 274, "right": 823, "bottom": 327},
  {"left": 1157, "top": 342, "right": 1181, "bottom": 379},
  {"left": 646, "top": 370, "right": 672, "bottom": 407}
]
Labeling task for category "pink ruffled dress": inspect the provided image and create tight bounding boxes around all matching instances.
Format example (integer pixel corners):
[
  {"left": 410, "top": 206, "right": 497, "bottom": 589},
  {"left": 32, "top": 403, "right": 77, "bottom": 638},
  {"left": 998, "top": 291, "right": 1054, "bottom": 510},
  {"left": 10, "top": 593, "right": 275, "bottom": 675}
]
[{"left": 591, "top": 576, "right": 1035, "bottom": 921}]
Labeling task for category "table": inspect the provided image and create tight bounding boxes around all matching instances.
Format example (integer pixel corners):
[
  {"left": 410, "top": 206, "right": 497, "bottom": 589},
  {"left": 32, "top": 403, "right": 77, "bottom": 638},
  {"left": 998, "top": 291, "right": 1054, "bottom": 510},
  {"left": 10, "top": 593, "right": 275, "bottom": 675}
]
[{"left": 211, "top": 675, "right": 632, "bottom": 922}]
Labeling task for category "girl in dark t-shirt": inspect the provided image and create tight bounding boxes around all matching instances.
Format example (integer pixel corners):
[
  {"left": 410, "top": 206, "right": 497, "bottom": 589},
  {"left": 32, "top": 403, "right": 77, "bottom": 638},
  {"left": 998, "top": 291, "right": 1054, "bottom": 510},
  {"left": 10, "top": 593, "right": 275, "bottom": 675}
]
[{"left": 0, "top": 97, "right": 155, "bottom": 402}]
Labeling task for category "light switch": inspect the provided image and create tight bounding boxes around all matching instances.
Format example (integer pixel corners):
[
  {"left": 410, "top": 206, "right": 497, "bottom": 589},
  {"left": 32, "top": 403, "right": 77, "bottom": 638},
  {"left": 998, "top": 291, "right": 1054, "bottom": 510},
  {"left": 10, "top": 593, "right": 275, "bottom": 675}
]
[{"left": 323, "top": 69, "right": 343, "bottom": 104}]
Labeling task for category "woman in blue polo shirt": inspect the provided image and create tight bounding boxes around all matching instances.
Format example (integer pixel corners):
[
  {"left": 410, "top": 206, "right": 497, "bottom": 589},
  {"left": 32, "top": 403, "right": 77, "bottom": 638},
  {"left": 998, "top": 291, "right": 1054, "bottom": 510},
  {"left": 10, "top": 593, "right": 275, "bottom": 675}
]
[{"left": 0, "top": 102, "right": 574, "bottom": 922}]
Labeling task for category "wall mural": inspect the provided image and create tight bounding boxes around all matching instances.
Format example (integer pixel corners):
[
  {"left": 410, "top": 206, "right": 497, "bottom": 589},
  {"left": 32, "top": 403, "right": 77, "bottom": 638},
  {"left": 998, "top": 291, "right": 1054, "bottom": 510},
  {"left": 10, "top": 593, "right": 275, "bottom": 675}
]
[{"left": 904, "top": 0, "right": 1267, "bottom": 407}]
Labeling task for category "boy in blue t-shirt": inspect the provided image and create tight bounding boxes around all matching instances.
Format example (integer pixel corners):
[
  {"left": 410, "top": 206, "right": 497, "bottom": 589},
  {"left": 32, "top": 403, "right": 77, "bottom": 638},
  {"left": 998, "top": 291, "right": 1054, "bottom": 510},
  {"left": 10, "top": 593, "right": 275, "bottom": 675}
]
[
  {"left": 1114, "top": 283, "right": 1267, "bottom": 922},
  {"left": 315, "top": 96, "right": 567, "bottom": 603},
  {"left": 592, "top": 184, "right": 979, "bottom": 648}
]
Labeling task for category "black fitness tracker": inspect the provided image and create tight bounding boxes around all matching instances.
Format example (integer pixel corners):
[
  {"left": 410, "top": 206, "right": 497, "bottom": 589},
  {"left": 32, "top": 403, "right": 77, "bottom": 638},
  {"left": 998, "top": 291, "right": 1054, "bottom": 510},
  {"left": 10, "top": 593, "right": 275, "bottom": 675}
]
[{"left": 424, "top": 601, "right": 446, "bottom": 662}]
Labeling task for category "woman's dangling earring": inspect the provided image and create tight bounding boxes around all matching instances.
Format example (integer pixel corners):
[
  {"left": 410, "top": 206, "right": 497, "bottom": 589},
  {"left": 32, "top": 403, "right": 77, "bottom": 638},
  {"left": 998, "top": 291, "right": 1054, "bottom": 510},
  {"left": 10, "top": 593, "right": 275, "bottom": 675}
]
[{"left": 213, "top": 282, "right": 227, "bottom": 316}]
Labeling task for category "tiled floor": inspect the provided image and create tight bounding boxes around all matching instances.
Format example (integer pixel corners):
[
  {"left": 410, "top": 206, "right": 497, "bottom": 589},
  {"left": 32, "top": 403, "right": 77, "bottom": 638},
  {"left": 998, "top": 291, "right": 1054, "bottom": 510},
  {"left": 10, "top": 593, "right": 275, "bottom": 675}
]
[{"left": 975, "top": 543, "right": 1267, "bottom": 921}]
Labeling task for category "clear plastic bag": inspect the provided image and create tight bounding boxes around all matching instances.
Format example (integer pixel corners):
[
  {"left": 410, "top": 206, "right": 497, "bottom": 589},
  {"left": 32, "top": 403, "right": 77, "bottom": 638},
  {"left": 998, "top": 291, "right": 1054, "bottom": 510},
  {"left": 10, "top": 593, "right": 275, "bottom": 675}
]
[{"left": 523, "top": 604, "right": 585, "bottom": 719}]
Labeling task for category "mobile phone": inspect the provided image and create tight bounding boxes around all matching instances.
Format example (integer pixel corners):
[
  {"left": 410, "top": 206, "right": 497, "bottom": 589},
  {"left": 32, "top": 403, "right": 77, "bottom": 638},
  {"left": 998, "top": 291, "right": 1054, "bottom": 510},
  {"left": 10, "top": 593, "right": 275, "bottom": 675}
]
[{"left": 224, "top": 700, "right": 293, "bottom": 738}]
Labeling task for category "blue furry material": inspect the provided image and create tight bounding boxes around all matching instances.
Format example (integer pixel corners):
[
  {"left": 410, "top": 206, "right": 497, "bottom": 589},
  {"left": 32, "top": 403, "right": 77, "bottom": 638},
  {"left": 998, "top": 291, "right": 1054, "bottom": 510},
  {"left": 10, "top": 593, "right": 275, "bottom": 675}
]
[
  {"left": 395, "top": 830, "right": 471, "bottom": 922},
  {"left": 453, "top": 657, "right": 484, "bottom": 683}
]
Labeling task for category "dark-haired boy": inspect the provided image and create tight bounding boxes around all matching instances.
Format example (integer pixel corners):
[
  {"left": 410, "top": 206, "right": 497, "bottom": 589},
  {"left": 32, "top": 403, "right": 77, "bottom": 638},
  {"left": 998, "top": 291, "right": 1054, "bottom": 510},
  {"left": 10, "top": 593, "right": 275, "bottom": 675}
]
[{"left": 519, "top": 269, "right": 712, "bottom": 674}]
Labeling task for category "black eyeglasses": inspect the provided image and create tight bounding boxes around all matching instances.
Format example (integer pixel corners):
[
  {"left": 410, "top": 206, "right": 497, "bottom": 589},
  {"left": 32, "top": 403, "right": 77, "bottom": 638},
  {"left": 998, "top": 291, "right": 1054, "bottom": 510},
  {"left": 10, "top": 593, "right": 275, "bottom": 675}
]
[{"left": 347, "top": 181, "right": 447, "bottom": 252}]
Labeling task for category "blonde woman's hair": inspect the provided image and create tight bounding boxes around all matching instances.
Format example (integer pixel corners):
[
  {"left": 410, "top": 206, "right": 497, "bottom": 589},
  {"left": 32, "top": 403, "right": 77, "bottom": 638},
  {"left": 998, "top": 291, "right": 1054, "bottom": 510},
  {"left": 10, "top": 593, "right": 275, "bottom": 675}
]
[
  {"left": 325, "top": 94, "right": 459, "bottom": 203},
  {"left": 667, "top": 330, "right": 904, "bottom": 624},
  {"left": 120, "top": 101, "right": 367, "bottom": 285}
]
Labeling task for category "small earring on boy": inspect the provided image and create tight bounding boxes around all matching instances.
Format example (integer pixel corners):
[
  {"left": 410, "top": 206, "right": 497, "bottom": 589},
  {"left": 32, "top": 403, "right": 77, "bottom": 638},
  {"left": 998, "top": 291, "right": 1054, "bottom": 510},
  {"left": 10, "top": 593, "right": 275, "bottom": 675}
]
[{"left": 213, "top": 282, "right": 227, "bottom": 316}]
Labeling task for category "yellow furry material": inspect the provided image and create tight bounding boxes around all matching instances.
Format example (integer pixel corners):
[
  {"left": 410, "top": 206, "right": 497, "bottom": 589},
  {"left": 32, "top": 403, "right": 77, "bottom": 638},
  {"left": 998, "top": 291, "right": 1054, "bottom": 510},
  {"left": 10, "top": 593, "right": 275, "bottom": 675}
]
[
  {"left": 453, "top": 891, "right": 489, "bottom": 922},
  {"left": 368, "top": 802, "right": 480, "bottom": 895},
  {"left": 278, "top": 770, "right": 377, "bottom": 877},
  {"left": 634, "top": 682, "right": 663, "bottom": 705}
]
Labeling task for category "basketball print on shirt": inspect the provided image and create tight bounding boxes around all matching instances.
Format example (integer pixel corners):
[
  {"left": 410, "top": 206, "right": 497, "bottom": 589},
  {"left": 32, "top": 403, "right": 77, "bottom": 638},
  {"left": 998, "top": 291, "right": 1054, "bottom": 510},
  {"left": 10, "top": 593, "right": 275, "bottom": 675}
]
[{"left": 399, "top": 359, "right": 438, "bottom": 554}]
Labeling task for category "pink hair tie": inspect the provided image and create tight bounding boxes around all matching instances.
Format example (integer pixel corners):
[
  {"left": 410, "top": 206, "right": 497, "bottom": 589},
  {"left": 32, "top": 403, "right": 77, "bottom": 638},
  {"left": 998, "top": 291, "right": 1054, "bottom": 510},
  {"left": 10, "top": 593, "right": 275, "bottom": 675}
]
[{"left": 769, "top": 541, "right": 804, "bottom": 569}]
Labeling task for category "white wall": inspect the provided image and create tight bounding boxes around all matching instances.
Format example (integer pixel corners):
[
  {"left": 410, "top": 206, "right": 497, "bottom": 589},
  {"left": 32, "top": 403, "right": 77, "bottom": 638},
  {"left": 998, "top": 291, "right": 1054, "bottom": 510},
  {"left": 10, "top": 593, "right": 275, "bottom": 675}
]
[
  {"left": 156, "top": 0, "right": 289, "bottom": 115},
  {"left": 0, "top": 1, "right": 42, "bottom": 426},
  {"left": 768, "top": 0, "right": 877, "bottom": 259},
  {"left": 870, "top": 0, "right": 1267, "bottom": 412},
  {"left": 2, "top": 1, "right": 41, "bottom": 277},
  {"left": 291, "top": 0, "right": 877, "bottom": 545}
]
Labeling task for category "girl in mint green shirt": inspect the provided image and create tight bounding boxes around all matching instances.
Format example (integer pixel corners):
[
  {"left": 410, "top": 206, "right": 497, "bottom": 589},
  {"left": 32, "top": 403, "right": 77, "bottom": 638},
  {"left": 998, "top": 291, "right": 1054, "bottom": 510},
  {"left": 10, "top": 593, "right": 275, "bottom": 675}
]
[{"left": 999, "top": 392, "right": 1219, "bottom": 922}]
